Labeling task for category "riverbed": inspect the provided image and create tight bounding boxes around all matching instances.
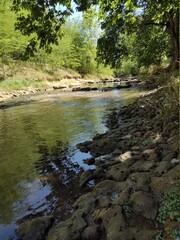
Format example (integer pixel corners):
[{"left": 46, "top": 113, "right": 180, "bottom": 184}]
[{"left": 0, "top": 88, "right": 144, "bottom": 239}]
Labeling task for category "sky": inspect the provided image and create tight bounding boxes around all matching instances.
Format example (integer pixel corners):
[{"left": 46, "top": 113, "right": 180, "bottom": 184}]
[{"left": 71, "top": 1, "right": 82, "bottom": 19}]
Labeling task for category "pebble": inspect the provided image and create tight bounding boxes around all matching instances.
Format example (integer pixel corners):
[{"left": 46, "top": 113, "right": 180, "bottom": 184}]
[{"left": 171, "top": 158, "right": 180, "bottom": 164}]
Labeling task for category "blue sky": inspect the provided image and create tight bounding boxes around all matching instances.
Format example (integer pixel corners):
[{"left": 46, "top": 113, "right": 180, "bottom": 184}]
[{"left": 71, "top": 1, "right": 82, "bottom": 19}]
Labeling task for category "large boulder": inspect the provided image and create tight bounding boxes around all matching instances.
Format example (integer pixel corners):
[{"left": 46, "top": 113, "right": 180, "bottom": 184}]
[
  {"left": 130, "top": 191, "right": 158, "bottom": 220},
  {"left": 16, "top": 216, "right": 53, "bottom": 240},
  {"left": 105, "top": 162, "right": 130, "bottom": 181},
  {"left": 93, "top": 206, "right": 126, "bottom": 240}
]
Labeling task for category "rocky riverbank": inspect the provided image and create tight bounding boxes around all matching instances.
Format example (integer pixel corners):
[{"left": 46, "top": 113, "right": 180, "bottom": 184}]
[
  {"left": 0, "top": 77, "right": 140, "bottom": 103},
  {"left": 16, "top": 85, "right": 179, "bottom": 240}
]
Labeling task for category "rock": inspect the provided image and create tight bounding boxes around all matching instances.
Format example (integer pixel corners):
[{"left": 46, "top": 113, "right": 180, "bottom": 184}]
[
  {"left": 135, "top": 229, "right": 158, "bottom": 240},
  {"left": 80, "top": 170, "right": 94, "bottom": 187},
  {"left": 148, "top": 142, "right": 157, "bottom": 149},
  {"left": 53, "top": 85, "right": 67, "bottom": 90},
  {"left": 86, "top": 141, "right": 111, "bottom": 157},
  {"left": 167, "top": 135, "right": 179, "bottom": 151},
  {"left": 130, "top": 191, "right": 158, "bottom": 220},
  {"left": 16, "top": 216, "right": 54, "bottom": 240},
  {"left": 70, "top": 216, "right": 87, "bottom": 238},
  {"left": 171, "top": 158, "right": 180, "bottom": 164},
  {"left": 90, "top": 87, "right": 98, "bottom": 91},
  {"left": 96, "top": 206, "right": 126, "bottom": 239},
  {"left": 112, "top": 190, "right": 130, "bottom": 206},
  {"left": 161, "top": 152, "right": 174, "bottom": 162},
  {"left": 129, "top": 172, "right": 151, "bottom": 192},
  {"left": 93, "top": 180, "right": 121, "bottom": 197},
  {"left": 82, "top": 225, "right": 100, "bottom": 240},
  {"left": 80, "top": 167, "right": 104, "bottom": 187},
  {"left": 142, "top": 149, "right": 158, "bottom": 161},
  {"left": 47, "top": 220, "right": 72, "bottom": 240},
  {"left": 150, "top": 163, "right": 180, "bottom": 196},
  {"left": 121, "top": 134, "right": 132, "bottom": 140},
  {"left": 86, "top": 80, "right": 95, "bottom": 84},
  {"left": 154, "top": 160, "right": 172, "bottom": 175},
  {"left": 114, "top": 151, "right": 134, "bottom": 165},
  {"left": 72, "top": 87, "right": 82, "bottom": 91},
  {"left": 77, "top": 140, "right": 92, "bottom": 152},
  {"left": 74, "top": 192, "right": 96, "bottom": 215},
  {"left": 115, "top": 228, "right": 138, "bottom": 240},
  {"left": 134, "top": 131, "right": 142, "bottom": 137},
  {"left": 112, "top": 148, "right": 122, "bottom": 156},
  {"left": 132, "top": 146, "right": 141, "bottom": 151},
  {"left": 83, "top": 157, "right": 95, "bottom": 165},
  {"left": 118, "top": 179, "right": 134, "bottom": 193},
  {"left": 130, "top": 159, "right": 156, "bottom": 172},
  {"left": 48, "top": 214, "right": 87, "bottom": 240},
  {"left": 143, "top": 131, "right": 154, "bottom": 138},
  {"left": 95, "top": 196, "right": 112, "bottom": 209},
  {"left": 80, "top": 87, "right": 91, "bottom": 91},
  {"left": 105, "top": 163, "right": 130, "bottom": 181}
]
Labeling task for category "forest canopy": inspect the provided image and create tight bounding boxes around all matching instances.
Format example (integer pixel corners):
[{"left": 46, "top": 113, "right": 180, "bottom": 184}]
[{"left": 2, "top": 0, "right": 180, "bottom": 72}]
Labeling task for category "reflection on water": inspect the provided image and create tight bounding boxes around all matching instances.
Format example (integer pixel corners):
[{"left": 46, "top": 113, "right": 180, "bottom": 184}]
[{"left": 0, "top": 88, "right": 142, "bottom": 239}]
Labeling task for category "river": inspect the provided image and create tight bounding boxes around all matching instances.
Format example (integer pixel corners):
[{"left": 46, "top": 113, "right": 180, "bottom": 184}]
[{"left": 0, "top": 87, "right": 143, "bottom": 239}]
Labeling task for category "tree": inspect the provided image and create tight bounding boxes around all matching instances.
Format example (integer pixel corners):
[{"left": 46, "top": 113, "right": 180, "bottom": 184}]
[
  {"left": 11, "top": 0, "right": 73, "bottom": 57},
  {"left": 96, "top": 0, "right": 179, "bottom": 70},
  {"left": 12, "top": 0, "right": 179, "bottom": 70},
  {"left": 132, "top": 26, "right": 170, "bottom": 67}
]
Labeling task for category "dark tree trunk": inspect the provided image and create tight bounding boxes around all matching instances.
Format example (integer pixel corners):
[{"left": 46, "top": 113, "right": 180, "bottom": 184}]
[{"left": 166, "top": 10, "right": 179, "bottom": 71}]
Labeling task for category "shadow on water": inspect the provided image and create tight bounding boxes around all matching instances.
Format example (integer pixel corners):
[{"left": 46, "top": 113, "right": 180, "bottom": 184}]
[
  {"left": 18, "top": 141, "right": 88, "bottom": 223},
  {"left": 0, "top": 100, "right": 34, "bottom": 110},
  {"left": 32, "top": 140, "right": 88, "bottom": 221},
  {"left": 8, "top": 140, "right": 90, "bottom": 240}
]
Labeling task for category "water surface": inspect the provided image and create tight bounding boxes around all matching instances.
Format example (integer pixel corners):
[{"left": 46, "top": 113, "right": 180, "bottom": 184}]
[{"left": 0, "top": 88, "right": 143, "bottom": 239}]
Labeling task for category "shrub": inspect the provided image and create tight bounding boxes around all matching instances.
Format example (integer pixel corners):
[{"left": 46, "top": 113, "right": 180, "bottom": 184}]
[
  {"left": 114, "top": 59, "right": 139, "bottom": 77},
  {"left": 156, "top": 187, "right": 180, "bottom": 239}
]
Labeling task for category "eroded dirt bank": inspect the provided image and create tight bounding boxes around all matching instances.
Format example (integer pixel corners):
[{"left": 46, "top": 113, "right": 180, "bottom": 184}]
[{"left": 16, "top": 87, "right": 179, "bottom": 240}]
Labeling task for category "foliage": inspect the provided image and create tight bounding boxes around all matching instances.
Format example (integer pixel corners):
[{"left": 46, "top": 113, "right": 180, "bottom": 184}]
[
  {"left": 0, "top": 2, "right": 29, "bottom": 62},
  {"left": 156, "top": 77, "right": 179, "bottom": 126},
  {"left": 11, "top": 0, "right": 72, "bottom": 57},
  {"left": 123, "top": 204, "right": 132, "bottom": 214},
  {"left": 127, "top": 138, "right": 153, "bottom": 147},
  {"left": 2, "top": 0, "right": 179, "bottom": 77},
  {"left": 156, "top": 187, "right": 180, "bottom": 239},
  {"left": 130, "top": 27, "right": 170, "bottom": 67},
  {"left": 114, "top": 59, "right": 139, "bottom": 77},
  {"left": 0, "top": 3, "right": 112, "bottom": 78},
  {"left": 96, "top": 0, "right": 179, "bottom": 69},
  {"left": 9, "top": 0, "right": 179, "bottom": 72}
]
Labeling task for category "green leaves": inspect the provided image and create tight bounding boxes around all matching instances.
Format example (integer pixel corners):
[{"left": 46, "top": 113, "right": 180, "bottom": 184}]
[
  {"left": 3, "top": 0, "right": 180, "bottom": 69},
  {"left": 96, "top": 0, "right": 180, "bottom": 69},
  {"left": 157, "top": 187, "right": 180, "bottom": 239},
  {"left": 12, "top": 0, "right": 72, "bottom": 58}
]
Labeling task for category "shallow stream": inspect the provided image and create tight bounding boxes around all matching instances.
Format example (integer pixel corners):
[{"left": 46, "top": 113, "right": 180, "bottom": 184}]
[{"left": 0, "top": 87, "right": 143, "bottom": 239}]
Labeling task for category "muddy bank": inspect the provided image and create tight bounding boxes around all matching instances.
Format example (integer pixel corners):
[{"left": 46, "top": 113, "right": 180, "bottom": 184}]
[{"left": 16, "top": 87, "right": 179, "bottom": 240}]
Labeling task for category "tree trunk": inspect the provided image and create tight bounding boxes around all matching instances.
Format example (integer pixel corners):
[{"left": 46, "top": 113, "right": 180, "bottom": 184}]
[{"left": 167, "top": 10, "right": 179, "bottom": 71}]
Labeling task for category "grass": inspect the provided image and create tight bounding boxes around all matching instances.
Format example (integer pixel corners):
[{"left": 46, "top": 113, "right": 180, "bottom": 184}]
[
  {"left": 0, "top": 61, "right": 114, "bottom": 92},
  {"left": 0, "top": 78, "right": 46, "bottom": 90},
  {"left": 127, "top": 138, "right": 153, "bottom": 147},
  {"left": 138, "top": 73, "right": 179, "bottom": 128},
  {"left": 155, "top": 76, "right": 179, "bottom": 127}
]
